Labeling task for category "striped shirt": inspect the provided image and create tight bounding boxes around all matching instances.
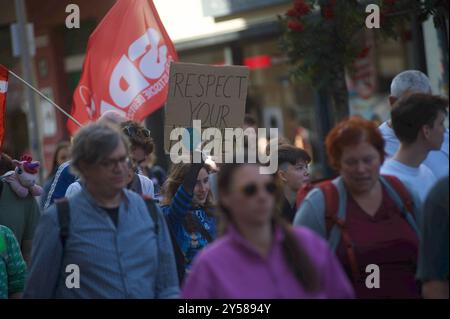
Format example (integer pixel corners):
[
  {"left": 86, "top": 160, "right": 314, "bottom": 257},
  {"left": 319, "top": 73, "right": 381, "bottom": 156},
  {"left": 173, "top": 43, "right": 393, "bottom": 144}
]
[{"left": 24, "top": 187, "right": 179, "bottom": 298}]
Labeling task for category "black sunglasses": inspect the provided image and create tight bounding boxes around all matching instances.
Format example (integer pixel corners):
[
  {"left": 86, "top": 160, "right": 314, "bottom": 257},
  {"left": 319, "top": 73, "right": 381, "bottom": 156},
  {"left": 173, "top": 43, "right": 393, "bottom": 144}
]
[
  {"left": 122, "top": 125, "right": 151, "bottom": 138},
  {"left": 240, "top": 181, "right": 277, "bottom": 197}
]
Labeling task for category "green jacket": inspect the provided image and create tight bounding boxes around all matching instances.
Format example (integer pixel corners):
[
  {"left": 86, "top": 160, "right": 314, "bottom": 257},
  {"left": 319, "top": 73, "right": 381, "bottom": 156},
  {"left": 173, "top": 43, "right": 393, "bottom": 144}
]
[{"left": 0, "top": 225, "right": 27, "bottom": 299}]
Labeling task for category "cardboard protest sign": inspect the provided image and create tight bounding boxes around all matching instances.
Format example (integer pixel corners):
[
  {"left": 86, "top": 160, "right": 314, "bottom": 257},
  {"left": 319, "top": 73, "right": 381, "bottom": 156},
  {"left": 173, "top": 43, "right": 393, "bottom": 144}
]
[{"left": 164, "top": 62, "right": 249, "bottom": 155}]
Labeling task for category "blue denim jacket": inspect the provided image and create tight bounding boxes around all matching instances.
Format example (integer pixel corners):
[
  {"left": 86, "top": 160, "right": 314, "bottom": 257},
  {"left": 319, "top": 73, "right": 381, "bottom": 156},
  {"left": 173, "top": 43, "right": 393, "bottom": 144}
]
[{"left": 24, "top": 186, "right": 179, "bottom": 299}]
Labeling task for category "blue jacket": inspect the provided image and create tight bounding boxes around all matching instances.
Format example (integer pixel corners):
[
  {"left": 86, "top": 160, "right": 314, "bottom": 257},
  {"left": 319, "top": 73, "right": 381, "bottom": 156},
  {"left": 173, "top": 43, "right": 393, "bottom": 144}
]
[
  {"left": 161, "top": 185, "right": 216, "bottom": 272},
  {"left": 24, "top": 186, "right": 179, "bottom": 299},
  {"left": 43, "top": 161, "right": 77, "bottom": 210}
]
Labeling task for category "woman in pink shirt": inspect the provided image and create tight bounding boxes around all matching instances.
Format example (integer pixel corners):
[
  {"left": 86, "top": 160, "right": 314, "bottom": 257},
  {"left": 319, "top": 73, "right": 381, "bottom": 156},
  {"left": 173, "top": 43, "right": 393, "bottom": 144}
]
[{"left": 181, "top": 160, "right": 354, "bottom": 299}]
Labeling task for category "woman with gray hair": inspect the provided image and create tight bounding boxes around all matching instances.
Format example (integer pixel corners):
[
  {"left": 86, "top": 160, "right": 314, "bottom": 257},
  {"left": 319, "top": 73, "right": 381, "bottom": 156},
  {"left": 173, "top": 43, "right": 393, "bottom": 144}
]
[{"left": 24, "top": 123, "right": 179, "bottom": 299}]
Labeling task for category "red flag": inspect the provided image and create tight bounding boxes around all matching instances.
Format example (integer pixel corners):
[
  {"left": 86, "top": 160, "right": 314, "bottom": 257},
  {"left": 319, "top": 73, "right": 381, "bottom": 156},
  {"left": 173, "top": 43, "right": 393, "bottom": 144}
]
[
  {"left": 0, "top": 65, "right": 8, "bottom": 150},
  {"left": 68, "top": 0, "right": 178, "bottom": 134}
]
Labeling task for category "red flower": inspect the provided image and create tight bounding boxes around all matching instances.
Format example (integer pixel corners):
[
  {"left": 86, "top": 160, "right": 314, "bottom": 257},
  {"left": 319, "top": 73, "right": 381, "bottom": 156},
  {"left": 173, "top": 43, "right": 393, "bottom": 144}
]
[
  {"left": 294, "top": 0, "right": 311, "bottom": 16},
  {"left": 286, "top": 8, "right": 300, "bottom": 17},
  {"left": 322, "top": 6, "right": 334, "bottom": 20},
  {"left": 288, "top": 20, "right": 305, "bottom": 32}
]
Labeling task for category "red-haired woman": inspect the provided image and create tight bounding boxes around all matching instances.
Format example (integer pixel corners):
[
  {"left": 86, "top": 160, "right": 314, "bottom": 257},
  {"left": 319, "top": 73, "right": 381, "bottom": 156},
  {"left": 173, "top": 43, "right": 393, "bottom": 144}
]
[{"left": 294, "top": 116, "right": 422, "bottom": 299}]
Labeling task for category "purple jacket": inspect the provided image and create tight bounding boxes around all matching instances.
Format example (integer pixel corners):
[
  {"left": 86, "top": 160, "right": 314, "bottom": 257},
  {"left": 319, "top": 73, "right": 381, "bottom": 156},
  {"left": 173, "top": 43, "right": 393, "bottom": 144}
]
[{"left": 182, "top": 224, "right": 355, "bottom": 299}]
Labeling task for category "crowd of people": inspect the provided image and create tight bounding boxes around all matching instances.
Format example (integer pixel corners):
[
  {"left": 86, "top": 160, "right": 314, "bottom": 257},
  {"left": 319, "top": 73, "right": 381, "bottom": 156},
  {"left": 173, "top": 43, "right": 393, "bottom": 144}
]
[{"left": 0, "top": 70, "right": 448, "bottom": 299}]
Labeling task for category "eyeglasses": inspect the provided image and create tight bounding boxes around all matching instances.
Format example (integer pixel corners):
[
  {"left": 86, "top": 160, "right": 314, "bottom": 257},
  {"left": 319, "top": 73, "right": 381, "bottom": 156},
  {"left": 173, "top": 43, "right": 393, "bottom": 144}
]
[
  {"left": 99, "top": 156, "right": 130, "bottom": 170},
  {"left": 122, "top": 125, "right": 151, "bottom": 138},
  {"left": 240, "top": 181, "right": 277, "bottom": 197}
]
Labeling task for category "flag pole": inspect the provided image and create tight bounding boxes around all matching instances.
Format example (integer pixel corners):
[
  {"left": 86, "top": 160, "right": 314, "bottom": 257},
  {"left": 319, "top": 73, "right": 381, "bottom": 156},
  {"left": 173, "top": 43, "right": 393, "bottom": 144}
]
[{"left": 7, "top": 69, "right": 82, "bottom": 127}]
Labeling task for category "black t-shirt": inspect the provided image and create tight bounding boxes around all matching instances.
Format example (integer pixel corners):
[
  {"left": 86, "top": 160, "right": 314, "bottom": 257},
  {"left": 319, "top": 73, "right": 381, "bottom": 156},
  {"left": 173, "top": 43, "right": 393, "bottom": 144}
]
[
  {"left": 281, "top": 196, "right": 296, "bottom": 223},
  {"left": 100, "top": 206, "right": 119, "bottom": 227}
]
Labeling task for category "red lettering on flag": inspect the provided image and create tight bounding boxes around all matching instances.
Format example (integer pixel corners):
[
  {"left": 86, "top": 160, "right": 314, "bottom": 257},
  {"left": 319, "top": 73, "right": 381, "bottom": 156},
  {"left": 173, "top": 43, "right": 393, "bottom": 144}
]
[{"left": 68, "top": 0, "right": 178, "bottom": 134}]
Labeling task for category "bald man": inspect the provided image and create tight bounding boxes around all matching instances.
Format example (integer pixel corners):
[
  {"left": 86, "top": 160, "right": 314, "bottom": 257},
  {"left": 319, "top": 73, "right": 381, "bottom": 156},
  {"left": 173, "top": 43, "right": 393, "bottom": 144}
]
[{"left": 97, "top": 110, "right": 128, "bottom": 125}]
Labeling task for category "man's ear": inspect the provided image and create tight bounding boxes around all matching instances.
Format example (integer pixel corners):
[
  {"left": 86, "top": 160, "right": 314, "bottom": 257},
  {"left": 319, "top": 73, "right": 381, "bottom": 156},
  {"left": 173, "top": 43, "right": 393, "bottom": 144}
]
[
  {"left": 389, "top": 96, "right": 398, "bottom": 107},
  {"left": 421, "top": 124, "right": 432, "bottom": 140},
  {"left": 277, "top": 169, "right": 287, "bottom": 183}
]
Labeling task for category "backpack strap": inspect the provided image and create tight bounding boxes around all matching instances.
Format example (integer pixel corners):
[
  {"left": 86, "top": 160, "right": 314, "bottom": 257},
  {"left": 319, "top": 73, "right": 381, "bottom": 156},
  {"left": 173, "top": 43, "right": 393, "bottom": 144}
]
[
  {"left": 130, "top": 173, "right": 143, "bottom": 195},
  {"left": 56, "top": 198, "right": 70, "bottom": 248},
  {"left": 318, "top": 181, "right": 340, "bottom": 236},
  {"left": 319, "top": 181, "right": 360, "bottom": 282},
  {"left": 295, "top": 183, "right": 315, "bottom": 210},
  {"left": 143, "top": 196, "right": 158, "bottom": 235},
  {"left": 335, "top": 218, "right": 360, "bottom": 282},
  {"left": 382, "top": 175, "right": 415, "bottom": 217},
  {"left": 381, "top": 175, "right": 420, "bottom": 237},
  {"left": 165, "top": 216, "right": 187, "bottom": 285}
]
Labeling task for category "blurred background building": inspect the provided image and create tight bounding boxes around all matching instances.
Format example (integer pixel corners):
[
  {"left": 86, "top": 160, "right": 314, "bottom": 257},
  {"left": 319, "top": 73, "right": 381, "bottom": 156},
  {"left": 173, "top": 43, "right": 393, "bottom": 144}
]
[{"left": 0, "top": 0, "right": 448, "bottom": 178}]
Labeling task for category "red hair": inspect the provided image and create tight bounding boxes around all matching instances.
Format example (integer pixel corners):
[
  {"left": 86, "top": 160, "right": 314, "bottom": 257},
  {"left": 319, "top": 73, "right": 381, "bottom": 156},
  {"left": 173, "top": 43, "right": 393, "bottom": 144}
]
[{"left": 325, "top": 116, "right": 385, "bottom": 170}]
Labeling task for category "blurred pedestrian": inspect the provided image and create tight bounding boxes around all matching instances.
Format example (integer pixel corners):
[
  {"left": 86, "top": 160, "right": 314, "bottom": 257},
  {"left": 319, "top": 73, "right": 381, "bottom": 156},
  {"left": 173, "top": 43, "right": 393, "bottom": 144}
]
[
  {"left": 65, "top": 120, "right": 154, "bottom": 199},
  {"left": 121, "top": 121, "right": 153, "bottom": 172},
  {"left": 0, "top": 152, "right": 40, "bottom": 266},
  {"left": 141, "top": 153, "right": 167, "bottom": 201},
  {"left": 24, "top": 123, "right": 179, "bottom": 298},
  {"left": 381, "top": 94, "right": 448, "bottom": 203},
  {"left": 417, "top": 176, "right": 449, "bottom": 299},
  {"left": 121, "top": 121, "right": 155, "bottom": 196},
  {"left": 40, "top": 141, "right": 70, "bottom": 209},
  {"left": 43, "top": 110, "right": 128, "bottom": 209},
  {"left": 182, "top": 160, "right": 354, "bottom": 298},
  {"left": 161, "top": 160, "right": 216, "bottom": 284},
  {"left": 276, "top": 144, "right": 311, "bottom": 223},
  {"left": 379, "top": 70, "right": 449, "bottom": 179},
  {"left": 295, "top": 116, "right": 422, "bottom": 298},
  {"left": 0, "top": 224, "right": 27, "bottom": 299}
]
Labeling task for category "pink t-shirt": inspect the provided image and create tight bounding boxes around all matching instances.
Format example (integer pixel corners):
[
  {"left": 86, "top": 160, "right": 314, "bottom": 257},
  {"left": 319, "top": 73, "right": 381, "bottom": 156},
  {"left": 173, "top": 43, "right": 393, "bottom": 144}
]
[{"left": 181, "top": 225, "right": 355, "bottom": 299}]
